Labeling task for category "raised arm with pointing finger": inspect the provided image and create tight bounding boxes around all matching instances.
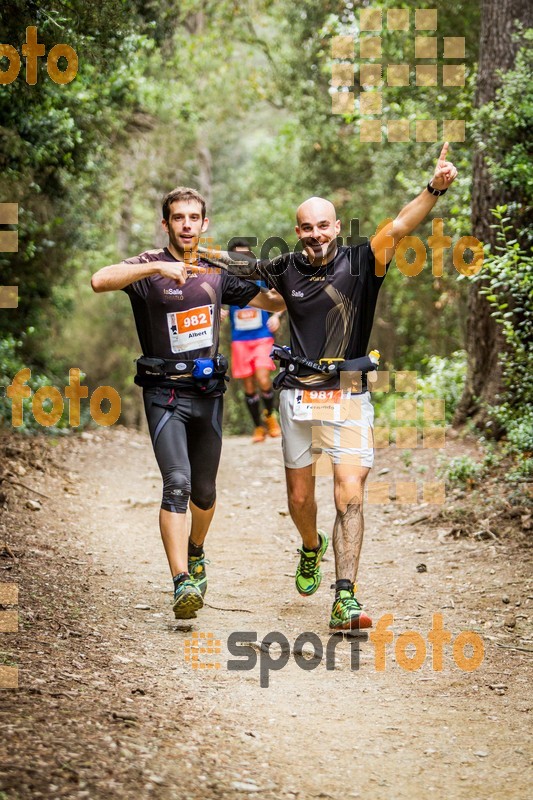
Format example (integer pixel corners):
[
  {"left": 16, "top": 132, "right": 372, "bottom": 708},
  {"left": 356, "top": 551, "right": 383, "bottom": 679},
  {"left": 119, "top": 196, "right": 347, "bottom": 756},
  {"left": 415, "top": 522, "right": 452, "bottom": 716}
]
[
  {"left": 371, "top": 142, "right": 458, "bottom": 270},
  {"left": 246, "top": 144, "right": 459, "bottom": 633}
]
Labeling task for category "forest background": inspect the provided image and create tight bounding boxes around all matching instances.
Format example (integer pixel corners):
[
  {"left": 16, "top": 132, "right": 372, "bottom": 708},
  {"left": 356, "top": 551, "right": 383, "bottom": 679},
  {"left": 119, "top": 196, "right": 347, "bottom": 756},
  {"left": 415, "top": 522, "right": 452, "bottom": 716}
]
[{"left": 0, "top": 0, "right": 531, "bottom": 484}]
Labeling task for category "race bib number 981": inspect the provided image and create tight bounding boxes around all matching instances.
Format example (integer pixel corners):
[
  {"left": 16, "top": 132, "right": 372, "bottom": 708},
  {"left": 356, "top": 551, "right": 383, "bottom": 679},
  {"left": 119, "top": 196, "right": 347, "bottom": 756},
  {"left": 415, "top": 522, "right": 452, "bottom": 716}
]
[
  {"left": 294, "top": 388, "right": 350, "bottom": 421},
  {"left": 167, "top": 304, "right": 214, "bottom": 353}
]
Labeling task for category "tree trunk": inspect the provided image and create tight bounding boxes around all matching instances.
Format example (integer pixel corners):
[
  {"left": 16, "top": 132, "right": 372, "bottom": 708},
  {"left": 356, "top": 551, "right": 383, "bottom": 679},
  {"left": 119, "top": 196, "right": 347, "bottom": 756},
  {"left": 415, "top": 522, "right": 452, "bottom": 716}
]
[{"left": 454, "top": 0, "right": 533, "bottom": 430}]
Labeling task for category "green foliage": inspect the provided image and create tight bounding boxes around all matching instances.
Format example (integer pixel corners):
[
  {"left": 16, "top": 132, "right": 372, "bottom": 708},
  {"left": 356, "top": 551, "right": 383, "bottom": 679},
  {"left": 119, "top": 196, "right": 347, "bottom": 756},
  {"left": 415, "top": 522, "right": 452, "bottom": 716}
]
[
  {"left": 476, "top": 207, "right": 533, "bottom": 470},
  {"left": 482, "top": 217, "right": 532, "bottom": 415},
  {"left": 0, "top": 331, "right": 90, "bottom": 432},
  {"left": 437, "top": 454, "right": 485, "bottom": 487},
  {"left": 373, "top": 350, "right": 466, "bottom": 428},
  {"left": 0, "top": 652, "right": 17, "bottom": 667},
  {"left": 1, "top": 0, "right": 482, "bottom": 430},
  {"left": 0, "top": 1, "right": 160, "bottom": 350},
  {"left": 417, "top": 352, "right": 468, "bottom": 422},
  {"left": 504, "top": 410, "right": 533, "bottom": 480},
  {"left": 400, "top": 450, "right": 413, "bottom": 468},
  {"left": 506, "top": 412, "right": 533, "bottom": 454},
  {"left": 469, "top": 30, "right": 533, "bottom": 475},
  {"left": 223, "top": 383, "right": 250, "bottom": 435},
  {"left": 474, "top": 30, "right": 533, "bottom": 210}
]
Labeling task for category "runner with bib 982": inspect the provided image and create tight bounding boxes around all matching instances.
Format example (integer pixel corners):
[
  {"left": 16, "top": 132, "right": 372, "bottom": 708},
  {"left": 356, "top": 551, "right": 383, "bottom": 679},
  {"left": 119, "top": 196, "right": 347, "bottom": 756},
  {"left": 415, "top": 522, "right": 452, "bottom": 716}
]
[{"left": 91, "top": 187, "right": 285, "bottom": 620}]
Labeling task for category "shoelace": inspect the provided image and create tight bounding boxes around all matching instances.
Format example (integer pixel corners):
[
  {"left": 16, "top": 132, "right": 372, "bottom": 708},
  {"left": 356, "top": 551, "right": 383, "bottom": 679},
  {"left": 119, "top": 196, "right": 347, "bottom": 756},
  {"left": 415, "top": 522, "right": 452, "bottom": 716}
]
[
  {"left": 189, "top": 556, "right": 210, "bottom": 573},
  {"left": 174, "top": 578, "right": 194, "bottom": 597},
  {"left": 330, "top": 583, "right": 363, "bottom": 610},
  {"left": 334, "top": 594, "right": 363, "bottom": 613},
  {"left": 340, "top": 595, "right": 362, "bottom": 611},
  {"left": 297, "top": 548, "right": 319, "bottom": 578}
]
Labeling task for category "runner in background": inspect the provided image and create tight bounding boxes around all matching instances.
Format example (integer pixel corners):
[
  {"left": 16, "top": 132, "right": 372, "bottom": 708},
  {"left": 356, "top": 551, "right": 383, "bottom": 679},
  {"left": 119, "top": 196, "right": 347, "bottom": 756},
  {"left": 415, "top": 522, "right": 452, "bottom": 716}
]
[{"left": 228, "top": 239, "right": 283, "bottom": 443}]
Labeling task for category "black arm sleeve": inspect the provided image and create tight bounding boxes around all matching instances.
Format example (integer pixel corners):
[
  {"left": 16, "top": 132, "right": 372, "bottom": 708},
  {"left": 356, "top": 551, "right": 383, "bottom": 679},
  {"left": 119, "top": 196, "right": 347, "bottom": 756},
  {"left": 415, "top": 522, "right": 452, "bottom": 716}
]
[{"left": 221, "top": 272, "right": 261, "bottom": 307}]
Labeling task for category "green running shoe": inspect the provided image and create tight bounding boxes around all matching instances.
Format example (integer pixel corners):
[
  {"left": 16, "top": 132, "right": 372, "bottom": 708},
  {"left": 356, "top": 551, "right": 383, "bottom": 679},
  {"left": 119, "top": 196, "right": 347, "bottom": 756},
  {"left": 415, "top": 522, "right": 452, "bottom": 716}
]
[
  {"left": 295, "top": 529, "right": 329, "bottom": 596},
  {"left": 188, "top": 551, "right": 208, "bottom": 598},
  {"left": 329, "top": 585, "right": 373, "bottom": 630},
  {"left": 172, "top": 579, "right": 204, "bottom": 619}
]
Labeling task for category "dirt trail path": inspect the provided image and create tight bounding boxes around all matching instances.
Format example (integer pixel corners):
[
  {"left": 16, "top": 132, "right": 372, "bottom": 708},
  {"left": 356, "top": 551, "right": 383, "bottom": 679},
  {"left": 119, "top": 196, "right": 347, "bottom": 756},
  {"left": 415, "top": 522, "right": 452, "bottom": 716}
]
[{"left": 1, "top": 428, "right": 531, "bottom": 799}]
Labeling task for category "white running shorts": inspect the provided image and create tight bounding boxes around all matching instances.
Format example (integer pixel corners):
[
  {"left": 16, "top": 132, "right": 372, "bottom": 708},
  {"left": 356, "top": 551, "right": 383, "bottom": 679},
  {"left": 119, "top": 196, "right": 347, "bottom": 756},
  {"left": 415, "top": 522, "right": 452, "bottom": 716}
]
[{"left": 279, "top": 388, "right": 375, "bottom": 470}]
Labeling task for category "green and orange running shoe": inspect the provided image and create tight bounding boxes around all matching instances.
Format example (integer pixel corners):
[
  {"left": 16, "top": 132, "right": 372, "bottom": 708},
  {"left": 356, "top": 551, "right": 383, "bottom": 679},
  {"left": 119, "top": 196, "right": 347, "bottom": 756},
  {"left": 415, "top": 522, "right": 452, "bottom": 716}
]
[
  {"left": 188, "top": 551, "right": 208, "bottom": 598},
  {"left": 172, "top": 579, "right": 204, "bottom": 620},
  {"left": 329, "top": 584, "right": 372, "bottom": 630},
  {"left": 295, "top": 529, "right": 329, "bottom": 596}
]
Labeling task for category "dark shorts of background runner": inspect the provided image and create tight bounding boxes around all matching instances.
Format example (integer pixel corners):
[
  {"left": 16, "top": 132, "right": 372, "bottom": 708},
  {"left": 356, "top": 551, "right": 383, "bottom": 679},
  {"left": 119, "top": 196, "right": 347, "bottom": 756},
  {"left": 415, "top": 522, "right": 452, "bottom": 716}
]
[{"left": 143, "top": 387, "right": 223, "bottom": 513}]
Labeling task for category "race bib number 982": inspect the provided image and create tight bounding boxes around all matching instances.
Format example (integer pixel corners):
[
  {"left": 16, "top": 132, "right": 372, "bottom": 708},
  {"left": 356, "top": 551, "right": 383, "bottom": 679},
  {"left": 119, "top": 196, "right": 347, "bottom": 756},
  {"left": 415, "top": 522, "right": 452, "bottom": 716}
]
[{"left": 167, "top": 304, "right": 214, "bottom": 353}]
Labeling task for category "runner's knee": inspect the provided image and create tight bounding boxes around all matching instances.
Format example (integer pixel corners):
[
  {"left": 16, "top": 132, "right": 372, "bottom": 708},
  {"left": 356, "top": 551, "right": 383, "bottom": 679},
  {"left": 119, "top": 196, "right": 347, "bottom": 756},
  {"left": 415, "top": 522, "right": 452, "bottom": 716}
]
[
  {"left": 257, "top": 375, "right": 272, "bottom": 392},
  {"left": 288, "top": 490, "right": 313, "bottom": 513},
  {"left": 162, "top": 469, "right": 190, "bottom": 513},
  {"left": 242, "top": 376, "right": 256, "bottom": 394},
  {"left": 334, "top": 478, "right": 366, "bottom": 512},
  {"left": 190, "top": 487, "right": 216, "bottom": 511}
]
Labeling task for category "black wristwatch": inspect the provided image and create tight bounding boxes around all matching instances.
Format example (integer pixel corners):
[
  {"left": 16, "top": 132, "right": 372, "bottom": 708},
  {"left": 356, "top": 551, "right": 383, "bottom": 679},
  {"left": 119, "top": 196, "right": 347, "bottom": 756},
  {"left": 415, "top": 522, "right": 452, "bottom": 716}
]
[{"left": 426, "top": 182, "right": 448, "bottom": 197}]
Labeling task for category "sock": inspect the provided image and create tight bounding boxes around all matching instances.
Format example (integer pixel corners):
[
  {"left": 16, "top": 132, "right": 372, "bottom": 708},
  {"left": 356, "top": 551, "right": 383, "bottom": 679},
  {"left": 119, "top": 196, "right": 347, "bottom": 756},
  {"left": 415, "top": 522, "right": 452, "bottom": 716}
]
[
  {"left": 335, "top": 579, "right": 353, "bottom": 596},
  {"left": 302, "top": 540, "right": 320, "bottom": 554},
  {"left": 261, "top": 390, "right": 275, "bottom": 416},
  {"left": 173, "top": 571, "right": 189, "bottom": 590},
  {"left": 245, "top": 393, "right": 262, "bottom": 426},
  {"left": 188, "top": 540, "right": 204, "bottom": 557}
]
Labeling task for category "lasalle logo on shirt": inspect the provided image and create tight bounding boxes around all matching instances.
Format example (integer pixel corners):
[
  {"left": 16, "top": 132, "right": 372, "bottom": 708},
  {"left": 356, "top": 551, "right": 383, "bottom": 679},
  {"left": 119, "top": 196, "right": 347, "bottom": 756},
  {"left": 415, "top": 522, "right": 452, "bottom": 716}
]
[
  {"left": 291, "top": 290, "right": 304, "bottom": 298},
  {"left": 164, "top": 288, "right": 183, "bottom": 297}
]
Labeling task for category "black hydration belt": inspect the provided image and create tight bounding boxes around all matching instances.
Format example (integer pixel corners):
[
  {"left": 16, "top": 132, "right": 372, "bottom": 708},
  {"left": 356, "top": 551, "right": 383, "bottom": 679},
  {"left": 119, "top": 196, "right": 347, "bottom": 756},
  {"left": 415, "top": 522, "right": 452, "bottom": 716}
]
[
  {"left": 270, "top": 345, "right": 379, "bottom": 389},
  {"left": 134, "top": 355, "right": 229, "bottom": 392}
]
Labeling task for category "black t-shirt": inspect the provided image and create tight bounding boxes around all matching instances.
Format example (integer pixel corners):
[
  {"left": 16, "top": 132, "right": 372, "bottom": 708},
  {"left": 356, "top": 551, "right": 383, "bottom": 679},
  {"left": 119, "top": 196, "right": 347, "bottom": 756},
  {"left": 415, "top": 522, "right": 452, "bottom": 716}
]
[
  {"left": 122, "top": 248, "right": 260, "bottom": 359},
  {"left": 257, "top": 243, "right": 388, "bottom": 388}
]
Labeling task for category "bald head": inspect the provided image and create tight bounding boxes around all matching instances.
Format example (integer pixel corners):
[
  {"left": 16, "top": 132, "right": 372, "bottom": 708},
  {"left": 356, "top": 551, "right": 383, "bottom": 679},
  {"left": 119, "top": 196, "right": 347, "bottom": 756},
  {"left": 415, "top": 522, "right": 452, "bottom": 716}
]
[
  {"left": 296, "top": 196, "right": 337, "bottom": 226},
  {"left": 295, "top": 196, "right": 340, "bottom": 266}
]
